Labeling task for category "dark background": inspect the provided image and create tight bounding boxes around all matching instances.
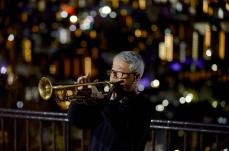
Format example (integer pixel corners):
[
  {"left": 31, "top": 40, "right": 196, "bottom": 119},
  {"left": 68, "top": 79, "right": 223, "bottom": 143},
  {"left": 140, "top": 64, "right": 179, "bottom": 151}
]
[{"left": 0, "top": 0, "right": 229, "bottom": 125}]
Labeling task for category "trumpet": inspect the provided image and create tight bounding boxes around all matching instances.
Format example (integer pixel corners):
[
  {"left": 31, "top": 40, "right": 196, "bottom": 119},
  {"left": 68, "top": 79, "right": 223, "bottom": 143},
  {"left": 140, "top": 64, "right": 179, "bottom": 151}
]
[{"left": 38, "top": 77, "right": 114, "bottom": 102}]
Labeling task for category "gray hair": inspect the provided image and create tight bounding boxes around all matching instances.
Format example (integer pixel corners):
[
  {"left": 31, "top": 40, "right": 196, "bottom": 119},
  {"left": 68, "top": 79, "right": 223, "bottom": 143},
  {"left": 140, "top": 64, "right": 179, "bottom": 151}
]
[{"left": 113, "top": 51, "right": 145, "bottom": 77}]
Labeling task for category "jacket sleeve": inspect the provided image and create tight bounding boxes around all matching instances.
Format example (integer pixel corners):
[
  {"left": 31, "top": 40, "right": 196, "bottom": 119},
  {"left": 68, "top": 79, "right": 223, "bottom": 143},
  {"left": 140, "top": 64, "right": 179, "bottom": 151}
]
[{"left": 67, "top": 100, "right": 105, "bottom": 129}]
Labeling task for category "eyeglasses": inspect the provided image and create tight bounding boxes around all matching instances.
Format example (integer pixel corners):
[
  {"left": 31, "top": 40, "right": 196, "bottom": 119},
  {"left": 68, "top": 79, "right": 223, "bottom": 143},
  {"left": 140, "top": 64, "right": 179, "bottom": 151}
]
[{"left": 108, "top": 69, "right": 136, "bottom": 79}]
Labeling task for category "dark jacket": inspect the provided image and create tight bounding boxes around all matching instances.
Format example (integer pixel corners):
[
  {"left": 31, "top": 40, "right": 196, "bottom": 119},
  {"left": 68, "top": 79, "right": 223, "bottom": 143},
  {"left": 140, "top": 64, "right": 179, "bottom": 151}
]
[{"left": 68, "top": 92, "right": 153, "bottom": 151}]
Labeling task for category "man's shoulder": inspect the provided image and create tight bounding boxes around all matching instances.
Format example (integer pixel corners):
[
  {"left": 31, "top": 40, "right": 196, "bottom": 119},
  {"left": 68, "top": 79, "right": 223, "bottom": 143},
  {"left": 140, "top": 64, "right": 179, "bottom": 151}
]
[
  {"left": 135, "top": 91, "right": 153, "bottom": 105},
  {"left": 138, "top": 90, "right": 151, "bottom": 99}
]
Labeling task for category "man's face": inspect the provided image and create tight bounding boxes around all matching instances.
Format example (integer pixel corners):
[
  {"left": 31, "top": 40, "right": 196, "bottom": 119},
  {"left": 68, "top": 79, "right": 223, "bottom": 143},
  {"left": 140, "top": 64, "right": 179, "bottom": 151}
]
[{"left": 109, "top": 58, "right": 139, "bottom": 92}]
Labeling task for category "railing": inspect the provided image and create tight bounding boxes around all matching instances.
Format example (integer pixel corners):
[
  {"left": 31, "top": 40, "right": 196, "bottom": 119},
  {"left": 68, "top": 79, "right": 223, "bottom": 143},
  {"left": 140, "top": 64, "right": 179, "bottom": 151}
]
[
  {"left": 148, "top": 120, "right": 229, "bottom": 151},
  {"left": 0, "top": 108, "right": 72, "bottom": 151},
  {"left": 0, "top": 108, "right": 229, "bottom": 151}
]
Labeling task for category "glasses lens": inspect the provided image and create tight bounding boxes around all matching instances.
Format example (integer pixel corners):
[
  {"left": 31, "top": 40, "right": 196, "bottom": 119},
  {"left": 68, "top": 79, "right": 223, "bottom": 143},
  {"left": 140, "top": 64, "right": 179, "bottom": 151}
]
[{"left": 116, "top": 71, "right": 123, "bottom": 78}]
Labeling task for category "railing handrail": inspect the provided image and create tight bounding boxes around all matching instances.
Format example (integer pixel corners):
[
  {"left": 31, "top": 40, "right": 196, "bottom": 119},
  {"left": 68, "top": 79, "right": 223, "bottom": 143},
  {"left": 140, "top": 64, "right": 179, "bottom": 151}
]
[
  {"left": 151, "top": 119, "right": 229, "bottom": 129},
  {"left": 0, "top": 108, "right": 68, "bottom": 122},
  {"left": 0, "top": 108, "right": 67, "bottom": 116},
  {"left": 150, "top": 119, "right": 229, "bottom": 134}
]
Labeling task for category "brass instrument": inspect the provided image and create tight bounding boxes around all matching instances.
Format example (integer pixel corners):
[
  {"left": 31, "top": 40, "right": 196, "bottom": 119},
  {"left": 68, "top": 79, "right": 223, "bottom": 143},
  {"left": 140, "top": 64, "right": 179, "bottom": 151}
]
[{"left": 38, "top": 77, "right": 114, "bottom": 102}]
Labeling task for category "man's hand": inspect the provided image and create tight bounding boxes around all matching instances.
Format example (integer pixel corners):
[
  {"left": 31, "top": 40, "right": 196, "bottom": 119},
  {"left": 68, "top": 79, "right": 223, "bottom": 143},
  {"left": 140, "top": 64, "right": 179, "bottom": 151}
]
[{"left": 76, "top": 75, "right": 104, "bottom": 99}]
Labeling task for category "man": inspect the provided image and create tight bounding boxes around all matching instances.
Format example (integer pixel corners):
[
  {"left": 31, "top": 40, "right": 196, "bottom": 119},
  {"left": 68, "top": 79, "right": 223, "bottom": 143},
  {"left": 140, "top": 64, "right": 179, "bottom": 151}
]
[{"left": 68, "top": 51, "right": 153, "bottom": 151}]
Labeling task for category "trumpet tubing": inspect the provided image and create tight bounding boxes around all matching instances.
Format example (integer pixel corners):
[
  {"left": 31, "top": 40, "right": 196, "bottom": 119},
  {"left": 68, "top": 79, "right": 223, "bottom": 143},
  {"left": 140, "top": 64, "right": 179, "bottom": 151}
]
[{"left": 38, "top": 77, "right": 113, "bottom": 101}]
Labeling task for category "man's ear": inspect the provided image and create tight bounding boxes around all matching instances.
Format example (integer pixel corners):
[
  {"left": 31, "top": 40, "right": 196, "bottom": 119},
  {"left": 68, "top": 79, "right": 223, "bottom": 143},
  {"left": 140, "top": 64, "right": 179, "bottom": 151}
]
[{"left": 134, "top": 73, "right": 141, "bottom": 81}]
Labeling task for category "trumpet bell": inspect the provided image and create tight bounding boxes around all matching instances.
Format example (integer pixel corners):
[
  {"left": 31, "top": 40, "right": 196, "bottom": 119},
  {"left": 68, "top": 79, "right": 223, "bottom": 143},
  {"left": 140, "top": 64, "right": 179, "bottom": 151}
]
[{"left": 38, "top": 77, "right": 53, "bottom": 100}]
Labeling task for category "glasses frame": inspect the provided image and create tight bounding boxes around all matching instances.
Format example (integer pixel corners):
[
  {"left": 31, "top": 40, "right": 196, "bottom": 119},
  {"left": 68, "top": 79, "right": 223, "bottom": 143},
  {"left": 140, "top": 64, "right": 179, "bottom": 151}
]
[{"left": 108, "top": 69, "right": 136, "bottom": 79}]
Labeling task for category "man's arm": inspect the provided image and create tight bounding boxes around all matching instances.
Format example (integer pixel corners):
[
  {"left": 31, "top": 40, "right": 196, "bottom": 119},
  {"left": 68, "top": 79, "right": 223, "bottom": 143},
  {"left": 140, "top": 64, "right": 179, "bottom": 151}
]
[{"left": 68, "top": 100, "right": 105, "bottom": 129}]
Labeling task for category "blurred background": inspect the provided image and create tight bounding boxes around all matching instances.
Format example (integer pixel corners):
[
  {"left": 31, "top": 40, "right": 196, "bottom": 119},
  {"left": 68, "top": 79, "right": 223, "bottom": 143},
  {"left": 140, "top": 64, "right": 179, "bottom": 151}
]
[{"left": 0, "top": 0, "right": 229, "bottom": 124}]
